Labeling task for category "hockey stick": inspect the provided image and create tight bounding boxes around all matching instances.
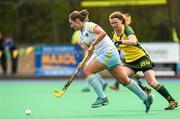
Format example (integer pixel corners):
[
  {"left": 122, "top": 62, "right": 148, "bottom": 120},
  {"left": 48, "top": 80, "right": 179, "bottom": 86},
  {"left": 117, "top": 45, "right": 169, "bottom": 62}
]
[{"left": 53, "top": 53, "right": 91, "bottom": 97}]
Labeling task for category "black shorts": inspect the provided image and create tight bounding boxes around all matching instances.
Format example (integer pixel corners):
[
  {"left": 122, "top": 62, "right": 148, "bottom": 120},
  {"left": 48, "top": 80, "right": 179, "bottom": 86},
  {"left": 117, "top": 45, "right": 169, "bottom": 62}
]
[{"left": 123, "top": 55, "right": 155, "bottom": 73}]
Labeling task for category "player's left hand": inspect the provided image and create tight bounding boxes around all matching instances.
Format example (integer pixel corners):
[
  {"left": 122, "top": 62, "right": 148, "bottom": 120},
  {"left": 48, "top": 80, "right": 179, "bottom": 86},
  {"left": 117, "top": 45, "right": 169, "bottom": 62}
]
[
  {"left": 114, "top": 40, "right": 122, "bottom": 47},
  {"left": 87, "top": 45, "right": 94, "bottom": 55},
  {"left": 78, "top": 62, "right": 85, "bottom": 69}
]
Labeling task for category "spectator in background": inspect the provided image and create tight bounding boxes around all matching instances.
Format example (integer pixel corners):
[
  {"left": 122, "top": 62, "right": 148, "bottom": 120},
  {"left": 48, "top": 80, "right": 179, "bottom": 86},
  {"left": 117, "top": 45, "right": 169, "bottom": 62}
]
[
  {"left": 71, "top": 31, "right": 81, "bottom": 45},
  {"left": 0, "top": 32, "right": 7, "bottom": 74},
  {"left": 0, "top": 33, "right": 18, "bottom": 75}
]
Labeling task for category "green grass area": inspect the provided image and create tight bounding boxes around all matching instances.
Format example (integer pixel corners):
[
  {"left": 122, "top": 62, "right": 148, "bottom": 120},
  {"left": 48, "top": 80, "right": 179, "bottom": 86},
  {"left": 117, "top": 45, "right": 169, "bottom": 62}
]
[{"left": 0, "top": 79, "right": 180, "bottom": 120}]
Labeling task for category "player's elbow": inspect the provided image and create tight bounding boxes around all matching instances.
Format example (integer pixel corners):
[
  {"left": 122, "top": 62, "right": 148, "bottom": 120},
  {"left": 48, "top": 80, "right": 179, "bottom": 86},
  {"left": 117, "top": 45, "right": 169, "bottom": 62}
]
[{"left": 100, "top": 31, "right": 106, "bottom": 39}]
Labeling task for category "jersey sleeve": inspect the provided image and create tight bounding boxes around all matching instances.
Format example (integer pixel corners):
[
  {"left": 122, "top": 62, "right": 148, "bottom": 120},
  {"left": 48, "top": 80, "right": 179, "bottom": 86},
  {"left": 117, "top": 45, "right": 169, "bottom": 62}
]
[
  {"left": 85, "top": 22, "right": 97, "bottom": 33},
  {"left": 124, "top": 26, "right": 135, "bottom": 36}
]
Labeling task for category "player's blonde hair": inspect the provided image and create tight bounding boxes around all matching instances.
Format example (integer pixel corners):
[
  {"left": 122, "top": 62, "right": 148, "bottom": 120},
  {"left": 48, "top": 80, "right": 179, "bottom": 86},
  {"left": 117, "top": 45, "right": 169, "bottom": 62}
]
[
  {"left": 69, "top": 9, "right": 89, "bottom": 22},
  {"left": 109, "top": 11, "right": 132, "bottom": 25}
]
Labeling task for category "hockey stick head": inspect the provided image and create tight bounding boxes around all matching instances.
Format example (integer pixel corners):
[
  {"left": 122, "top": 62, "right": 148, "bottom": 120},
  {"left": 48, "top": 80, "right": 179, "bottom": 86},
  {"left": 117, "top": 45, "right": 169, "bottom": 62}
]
[
  {"left": 53, "top": 53, "right": 92, "bottom": 98},
  {"left": 53, "top": 89, "right": 65, "bottom": 97}
]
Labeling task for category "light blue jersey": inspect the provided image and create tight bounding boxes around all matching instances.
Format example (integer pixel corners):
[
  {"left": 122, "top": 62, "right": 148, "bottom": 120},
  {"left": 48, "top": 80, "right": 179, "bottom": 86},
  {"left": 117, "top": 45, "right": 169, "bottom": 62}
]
[{"left": 80, "top": 22, "right": 121, "bottom": 69}]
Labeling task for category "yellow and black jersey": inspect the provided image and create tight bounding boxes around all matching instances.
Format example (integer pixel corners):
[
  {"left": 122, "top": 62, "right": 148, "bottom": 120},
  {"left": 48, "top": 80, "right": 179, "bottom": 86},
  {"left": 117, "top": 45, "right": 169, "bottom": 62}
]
[{"left": 112, "top": 25, "right": 149, "bottom": 63}]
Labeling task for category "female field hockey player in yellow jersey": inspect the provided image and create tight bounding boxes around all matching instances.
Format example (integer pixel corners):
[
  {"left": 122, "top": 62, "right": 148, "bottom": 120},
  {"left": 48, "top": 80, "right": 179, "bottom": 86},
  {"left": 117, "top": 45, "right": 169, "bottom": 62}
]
[
  {"left": 109, "top": 49, "right": 152, "bottom": 94},
  {"left": 109, "top": 11, "right": 178, "bottom": 110},
  {"left": 69, "top": 9, "right": 153, "bottom": 112}
]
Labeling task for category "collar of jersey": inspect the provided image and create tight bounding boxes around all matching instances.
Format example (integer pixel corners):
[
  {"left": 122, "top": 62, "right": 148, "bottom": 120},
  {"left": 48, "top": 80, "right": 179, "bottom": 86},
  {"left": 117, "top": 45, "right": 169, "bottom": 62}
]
[{"left": 115, "top": 25, "right": 125, "bottom": 36}]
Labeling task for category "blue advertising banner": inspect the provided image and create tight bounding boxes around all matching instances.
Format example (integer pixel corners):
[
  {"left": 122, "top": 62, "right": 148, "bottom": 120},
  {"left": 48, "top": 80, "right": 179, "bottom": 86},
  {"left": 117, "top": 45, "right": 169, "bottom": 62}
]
[{"left": 35, "top": 45, "right": 84, "bottom": 76}]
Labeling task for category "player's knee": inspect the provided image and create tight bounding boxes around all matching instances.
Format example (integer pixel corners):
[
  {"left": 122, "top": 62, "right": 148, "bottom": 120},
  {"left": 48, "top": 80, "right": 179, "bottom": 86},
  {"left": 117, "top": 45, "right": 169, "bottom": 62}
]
[
  {"left": 121, "top": 80, "right": 130, "bottom": 85},
  {"left": 148, "top": 81, "right": 157, "bottom": 88},
  {"left": 83, "top": 68, "right": 93, "bottom": 76},
  {"left": 118, "top": 76, "right": 130, "bottom": 85}
]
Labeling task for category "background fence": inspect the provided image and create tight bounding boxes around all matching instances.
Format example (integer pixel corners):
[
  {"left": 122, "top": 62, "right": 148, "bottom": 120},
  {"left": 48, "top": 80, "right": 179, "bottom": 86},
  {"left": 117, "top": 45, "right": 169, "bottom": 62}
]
[{"left": 0, "top": 43, "right": 179, "bottom": 78}]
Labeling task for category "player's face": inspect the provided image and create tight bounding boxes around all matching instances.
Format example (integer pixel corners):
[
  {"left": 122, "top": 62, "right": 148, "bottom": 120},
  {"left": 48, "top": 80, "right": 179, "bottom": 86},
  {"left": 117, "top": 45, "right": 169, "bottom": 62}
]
[
  {"left": 69, "top": 19, "right": 82, "bottom": 30},
  {"left": 109, "top": 18, "right": 123, "bottom": 31}
]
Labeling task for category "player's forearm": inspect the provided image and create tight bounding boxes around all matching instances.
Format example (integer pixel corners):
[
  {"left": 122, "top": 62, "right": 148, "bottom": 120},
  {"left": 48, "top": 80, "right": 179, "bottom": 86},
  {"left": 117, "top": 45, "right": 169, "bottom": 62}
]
[
  {"left": 122, "top": 39, "right": 137, "bottom": 45},
  {"left": 122, "top": 35, "right": 137, "bottom": 45},
  {"left": 91, "top": 32, "right": 106, "bottom": 47}
]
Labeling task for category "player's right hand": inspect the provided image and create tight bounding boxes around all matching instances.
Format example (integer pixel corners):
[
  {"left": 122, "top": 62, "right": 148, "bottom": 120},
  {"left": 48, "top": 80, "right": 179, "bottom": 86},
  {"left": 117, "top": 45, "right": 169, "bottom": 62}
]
[{"left": 87, "top": 45, "right": 94, "bottom": 55}]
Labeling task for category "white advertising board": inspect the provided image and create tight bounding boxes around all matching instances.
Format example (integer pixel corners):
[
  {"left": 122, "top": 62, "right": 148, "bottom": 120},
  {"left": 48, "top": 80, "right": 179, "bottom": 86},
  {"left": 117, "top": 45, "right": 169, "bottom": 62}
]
[{"left": 141, "top": 43, "right": 180, "bottom": 63}]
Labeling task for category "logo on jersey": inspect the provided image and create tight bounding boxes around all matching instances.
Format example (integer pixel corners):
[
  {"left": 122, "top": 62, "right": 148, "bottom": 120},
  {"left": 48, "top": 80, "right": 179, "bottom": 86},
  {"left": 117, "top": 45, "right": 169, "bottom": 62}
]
[{"left": 85, "top": 32, "right": 89, "bottom": 37}]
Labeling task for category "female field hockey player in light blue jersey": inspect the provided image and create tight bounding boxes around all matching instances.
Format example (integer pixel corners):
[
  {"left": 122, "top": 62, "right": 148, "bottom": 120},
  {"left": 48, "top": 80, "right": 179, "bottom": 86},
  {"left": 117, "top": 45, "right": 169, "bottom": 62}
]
[
  {"left": 69, "top": 9, "right": 153, "bottom": 113},
  {"left": 72, "top": 30, "right": 108, "bottom": 92}
]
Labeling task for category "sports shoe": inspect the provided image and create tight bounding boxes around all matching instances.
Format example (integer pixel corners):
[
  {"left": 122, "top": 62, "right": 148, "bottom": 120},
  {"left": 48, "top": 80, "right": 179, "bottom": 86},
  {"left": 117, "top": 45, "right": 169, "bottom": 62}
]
[
  {"left": 164, "top": 101, "right": 178, "bottom": 110},
  {"left": 91, "top": 97, "right": 109, "bottom": 108},
  {"left": 81, "top": 88, "right": 90, "bottom": 92},
  {"left": 144, "top": 94, "right": 153, "bottom": 113},
  {"left": 109, "top": 85, "right": 119, "bottom": 91},
  {"left": 102, "top": 83, "right": 108, "bottom": 91}
]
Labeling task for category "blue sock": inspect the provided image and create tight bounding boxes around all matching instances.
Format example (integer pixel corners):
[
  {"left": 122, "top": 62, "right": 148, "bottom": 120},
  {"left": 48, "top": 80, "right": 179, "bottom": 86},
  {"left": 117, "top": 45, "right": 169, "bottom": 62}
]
[
  {"left": 84, "top": 81, "right": 91, "bottom": 89},
  {"left": 95, "top": 73, "right": 106, "bottom": 86},
  {"left": 87, "top": 74, "right": 106, "bottom": 98},
  {"left": 125, "top": 79, "right": 148, "bottom": 101}
]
